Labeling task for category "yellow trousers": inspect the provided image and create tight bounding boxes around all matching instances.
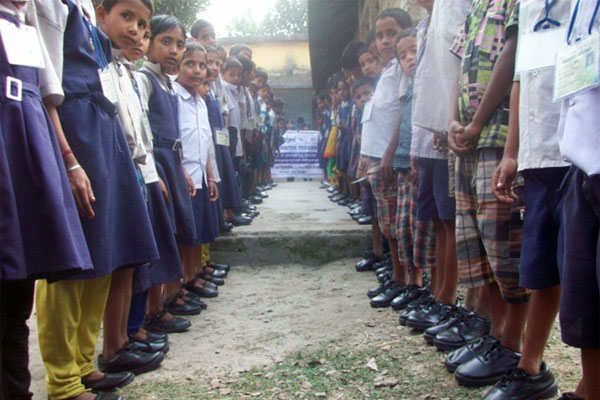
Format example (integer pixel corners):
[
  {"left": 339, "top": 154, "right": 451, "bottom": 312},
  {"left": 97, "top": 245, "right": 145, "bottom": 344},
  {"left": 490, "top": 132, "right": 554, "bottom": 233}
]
[
  {"left": 201, "top": 244, "right": 210, "bottom": 267},
  {"left": 35, "top": 275, "right": 111, "bottom": 400}
]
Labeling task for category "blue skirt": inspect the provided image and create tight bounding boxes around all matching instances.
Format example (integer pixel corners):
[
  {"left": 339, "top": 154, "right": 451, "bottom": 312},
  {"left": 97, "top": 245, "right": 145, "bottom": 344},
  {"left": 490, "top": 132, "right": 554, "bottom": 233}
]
[
  {"left": 153, "top": 146, "right": 197, "bottom": 244},
  {"left": 336, "top": 128, "right": 353, "bottom": 173},
  {"left": 214, "top": 143, "right": 242, "bottom": 209},
  {"left": 58, "top": 93, "right": 159, "bottom": 279},
  {"left": 178, "top": 186, "right": 219, "bottom": 246},
  {"left": 132, "top": 181, "right": 183, "bottom": 294},
  {"left": 0, "top": 79, "right": 92, "bottom": 281}
]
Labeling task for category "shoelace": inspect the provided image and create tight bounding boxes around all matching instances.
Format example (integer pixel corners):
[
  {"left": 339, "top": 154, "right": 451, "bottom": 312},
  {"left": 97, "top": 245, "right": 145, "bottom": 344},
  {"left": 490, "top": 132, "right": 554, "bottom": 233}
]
[{"left": 497, "top": 368, "right": 529, "bottom": 387}]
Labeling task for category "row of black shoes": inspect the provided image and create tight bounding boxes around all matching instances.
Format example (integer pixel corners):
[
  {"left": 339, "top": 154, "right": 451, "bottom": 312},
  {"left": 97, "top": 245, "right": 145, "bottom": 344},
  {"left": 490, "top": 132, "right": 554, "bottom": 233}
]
[
  {"left": 354, "top": 250, "right": 539, "bottom": 395},
  {"left": 224, "top": 182, "right": 275, "bottom": 228},
  {"left": 319, "top": 180, "right": 371, "bottom": 225},
  {"left": 87, "top": 261, "right": 233, "bottom": 399}
]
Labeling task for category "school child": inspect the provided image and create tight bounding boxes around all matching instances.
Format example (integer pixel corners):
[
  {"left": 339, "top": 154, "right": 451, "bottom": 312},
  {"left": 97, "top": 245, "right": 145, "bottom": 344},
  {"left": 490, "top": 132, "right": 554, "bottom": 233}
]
[
  {"left": 34, "top": 0, "right": 160, "bottom": 398},
  {"left": 257, "top": 82, "right": 274, "bottom": 190},
  {"left": 254, "top": 67, "right": 269, "bottom": 89},
  {"left": 315, "top": 94, "right": 331, "bottom": 182},
  {"left": 0, "top": 1, "right": 94, "bottom": 398},
  {"left": 377, "top": 29, "right": 435, "bottom": 319},
  {"left": 190, "top": 19, "right": 217, "bottom": 47},
  {"left": 323, "top": 76, "right": 340, "bottom": 186},
  {"left": 221, "top": 57, "right": 244, "bottom": 166},
  {"left": 341, "top": 40, "right": 365, "bottom": 86},
  {"left": 480, "top": 2, "right": 573, "bottom": 398},
  {"left": 553, "top": 3, "right": 600, "bottom": 399},
  {"left": 445, "top": 0, "right": 530, "bottom": 387},
  {"left": 206, "top": 45, "right": 244, "bottom": 229},
  {"left": 334, "top": 78, "right": 353, "bottom": 205},
  {"left": 229, "top": 43, "right": 252, "bottom": 59},
  {"left": 358, "top": 41, "right": 382, "bottom": 81},
  {"left": 105, "top": 17, "right": 191, "bottom": 343},
  {"left": 359, "top": 8, "right": 413, "bottom": 308},
  {"left": 174, "top": 42, "right": 222, "bottom": 307},
  {"left": 94, "top": 0, "right": 168, "bottom": 375}
]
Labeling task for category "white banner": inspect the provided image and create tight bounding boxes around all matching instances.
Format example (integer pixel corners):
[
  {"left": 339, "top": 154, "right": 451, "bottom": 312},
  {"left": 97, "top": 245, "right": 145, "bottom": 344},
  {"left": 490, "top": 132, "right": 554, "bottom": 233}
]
[{"left": 272, "top": 130, "right": 322, "bottom": 178}]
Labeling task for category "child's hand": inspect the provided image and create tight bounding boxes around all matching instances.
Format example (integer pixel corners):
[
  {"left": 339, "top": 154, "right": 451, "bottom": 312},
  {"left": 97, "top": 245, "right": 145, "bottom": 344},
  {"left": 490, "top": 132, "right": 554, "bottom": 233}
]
[
  {"left": 408, "top": 157, "right": 418, "bottom": 181},
  {"left": 448, "top": 120, "right": 472, "bottom": 156},
  {"left": 183, "top": 167, "right": 196, "bottom": 197},
  {"left": 457, "top": 122, "right": 482, "bottom": 147},
  {"left": 68, "top": 166, "right": 96, "bottom": 219},
  {"left": 208, "top": 180, "right": 219, "bottom": 202},
  {"left": 158, "top": 177, "right": 170, "bottom": 204},
  {"left": 433, "top": 132, "right": 448, "bottom": 153},
  {"left": 492, "top": 157, "right": 518, "bottom": 204}
]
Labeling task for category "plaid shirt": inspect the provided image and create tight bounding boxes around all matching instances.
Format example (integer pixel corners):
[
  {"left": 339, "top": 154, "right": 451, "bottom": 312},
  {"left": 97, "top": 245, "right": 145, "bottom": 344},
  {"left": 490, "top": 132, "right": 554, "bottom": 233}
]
[{"left": 451, "top": 0, "right": 519, "bottom": 149}]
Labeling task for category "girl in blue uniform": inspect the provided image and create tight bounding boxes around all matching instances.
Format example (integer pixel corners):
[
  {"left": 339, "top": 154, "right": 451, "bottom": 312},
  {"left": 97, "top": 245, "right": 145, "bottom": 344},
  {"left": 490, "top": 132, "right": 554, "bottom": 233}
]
[
  {"left": 0, "top": 1, "right": 93, "bottom": 397},
  {"left": 138, "top": 15, "right": 219, "bottom": 304},
  {"left": 34, "top": 0, "right": 159, "bottom": 398}
]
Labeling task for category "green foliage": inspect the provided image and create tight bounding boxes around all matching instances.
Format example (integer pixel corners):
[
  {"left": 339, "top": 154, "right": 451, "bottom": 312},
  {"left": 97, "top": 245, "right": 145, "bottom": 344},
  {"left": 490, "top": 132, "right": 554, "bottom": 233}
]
[
  {"left": 226, "top": 0, "right": 307, "bottom": 38},
  {"left": 152, "top": 0, "right": 210, "bottom": 30}
]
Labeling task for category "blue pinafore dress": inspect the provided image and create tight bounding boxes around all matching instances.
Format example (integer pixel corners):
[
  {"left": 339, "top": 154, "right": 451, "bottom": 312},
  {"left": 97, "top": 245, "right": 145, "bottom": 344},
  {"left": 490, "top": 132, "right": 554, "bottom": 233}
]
[
  {"left": 336, "top": 102, "right": 353, "bottom": 174},
  {"left": 139, "top": 69, "right": 196, "bottom": 244},
  {"left": 57, "top": 0, "right": 159, "bottom": 279},
  {"left": 206, "top": 92, "right": 242, "bottom": 210},
  {"left": 0, "top": 12, "right": 92, "bottom": 281}
]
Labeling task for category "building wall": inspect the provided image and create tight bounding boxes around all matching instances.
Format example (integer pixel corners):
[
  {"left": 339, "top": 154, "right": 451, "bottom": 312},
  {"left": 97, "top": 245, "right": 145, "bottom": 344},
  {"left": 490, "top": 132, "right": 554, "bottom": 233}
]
[{"left": 358, "top": 0, "right": 427, "bottom": 39}]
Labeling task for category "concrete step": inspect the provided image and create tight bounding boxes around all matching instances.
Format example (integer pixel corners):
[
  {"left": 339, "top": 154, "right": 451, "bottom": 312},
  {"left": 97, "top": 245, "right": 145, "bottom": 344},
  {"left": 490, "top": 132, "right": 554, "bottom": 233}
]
[{"left": 212, "top": 182, "right": 370, "bottom": 266}]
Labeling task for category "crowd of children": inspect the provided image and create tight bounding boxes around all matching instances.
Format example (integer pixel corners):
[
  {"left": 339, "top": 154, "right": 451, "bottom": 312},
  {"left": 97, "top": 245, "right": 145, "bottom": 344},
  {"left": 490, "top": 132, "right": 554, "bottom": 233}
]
[
  {"left": 317, "top": 1, "right": 599, "bottom": 399},
  {"left": 0, "top": 0, "right": 287, "bottom": 399}
]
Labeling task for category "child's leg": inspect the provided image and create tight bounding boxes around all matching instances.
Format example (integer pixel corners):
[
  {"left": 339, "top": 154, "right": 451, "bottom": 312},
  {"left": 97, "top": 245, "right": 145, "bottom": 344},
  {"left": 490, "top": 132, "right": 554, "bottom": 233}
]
[
  {"left": 395, "top": 170, "right": 416, "bottom": 281},
  {"left": 103, "top": 268, "right": 133, "bottom": 359},
  {"left": 36, "top": 276, "right": 111, "bottom": 399},
  {"left": 127, "top": 290, "right": 149, "bottom": 338},
  {"left": 438, "top": 219, "right": 458, "bottom": 304},
  {"left": 0, "top": 279, "right": 35, "bottom": 400}
]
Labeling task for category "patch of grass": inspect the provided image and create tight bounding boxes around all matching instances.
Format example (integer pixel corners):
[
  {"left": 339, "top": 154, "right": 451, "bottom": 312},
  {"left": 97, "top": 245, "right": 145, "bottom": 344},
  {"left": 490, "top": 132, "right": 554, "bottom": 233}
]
[{"left": 121, "top": 340, "right": 488, "bottom": 399}]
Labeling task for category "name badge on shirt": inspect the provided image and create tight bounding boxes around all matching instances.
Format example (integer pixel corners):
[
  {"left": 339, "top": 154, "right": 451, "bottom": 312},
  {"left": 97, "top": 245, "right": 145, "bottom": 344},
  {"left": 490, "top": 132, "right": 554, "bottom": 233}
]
[
  {"left": 216, "top": 129, "right": 230, "bottom": 146},
  {"left": 554, "top": 32, "right": 600, "bottom": 101},
  {"left": 516, "top": 27, "right": 567, "bottom": 73},
  {"left": 99, "top": 66, "right": 118, "bottom": 104},
  {"left": 362, "top": 100, "right": 374, "bottom": 123},
  {"left": 0, "top": 19, "right": 45, "bottom": 69},
  {"left": 248, "top": 117, "right": 257, "bottom": 130}
]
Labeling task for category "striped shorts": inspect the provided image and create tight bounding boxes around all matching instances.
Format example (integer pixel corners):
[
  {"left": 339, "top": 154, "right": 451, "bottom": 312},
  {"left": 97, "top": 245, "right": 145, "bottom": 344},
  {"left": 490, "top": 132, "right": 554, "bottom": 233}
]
[
  {"left": 396, "top": 169, "right": 436, "bottom": 270},
  {"left": 455, "top": 148, "right": 529, "bottom": 304}
]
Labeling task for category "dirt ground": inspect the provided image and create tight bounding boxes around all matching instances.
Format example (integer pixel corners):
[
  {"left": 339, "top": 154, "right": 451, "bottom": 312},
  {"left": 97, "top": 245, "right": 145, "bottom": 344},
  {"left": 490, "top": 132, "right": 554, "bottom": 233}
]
[{"left": 28, "top": 258, "right": 580, "bottom": 400}]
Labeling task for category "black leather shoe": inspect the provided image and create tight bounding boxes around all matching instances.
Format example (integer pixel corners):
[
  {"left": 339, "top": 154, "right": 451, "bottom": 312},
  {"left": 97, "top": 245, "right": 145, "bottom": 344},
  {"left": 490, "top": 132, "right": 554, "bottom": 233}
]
[
  {"left": 375, "top": 264, "right": 391, "bottom": 276},
  {"left": 406, "top": 301, "right": 455, "bottom": 331},
  {"left": 250, "top": 195, "right": 263, "bottom": 204},
  {"left": 482, "top": 362, "right": 558, "bottom": 400},
  {"left": 207, "top": 262, "right": 230, "bottom": 272},
  {"left": 338, "top": 197, "right": 351, "bottom": 206},
  {"left": 164, "top": 295, "right": 202, "bottom": 316},
  {"left": 220, "top": 222, "right": 234, "bottom": 233},
  {"left": 455, "top": 342, "right": 521, "bottom": 386},
  {"left": 205, "top": 267, "right": 227, "bottom": 278},
  {"left": 126, "top": 337, "right": 169, "bottom": 354},
  {"left": 98, "top": 348, "right": 164, "bottom": 375},
  {"left": 434, "top": 312, "right": 491, "bottom": 351},
  {"left": 143, "top": 312, "right": 191, "bottom": 333},
  {"left": 367, "top": 278, "right": 392, "bottom": 298},
  {"left": 331, "top": 194, "right": 344, "bottom": 202},
  {"left": 199, "top": 273, "right": 224, "bottom": 286},
  {"left": 185, "top": 280, "right": 218, "bottom": 298},
  {"left": 373, "top": 256, "right": 391, "bottom": 270},
  {"left": 229, "top": 215, "right": 252, "bottom": 226},
  {"left": 81, "top": 371, "right": 134, "bottom": 392},
  {"left": 391, "top": 285, "right": 428, "bottom": 311},
  {"left": 424, "top": 306, "right": 466, "bottom": 344},
  {"left": 145, "top": 331, "right": 168, "bottom": 342},
  {"left": 377, "top": 270, "right": 392, "bottom": 283},
  {"left": 399, "top": 293, "right": 434, "bottom": 325},
  {"left": 370, "top": 284, "right": 406, "bottom": 308},
  {"left": 445, "top": 335, "right": 499, "bottom": 372},
  {"left": 202, "top": 280, "right": 218, "bottom": 290},
  {"left": 327, "top": 186, "right": 337, "bottom": 193},
  {"left": 355, "top": 253, "right": 383, "bottom": 272}
]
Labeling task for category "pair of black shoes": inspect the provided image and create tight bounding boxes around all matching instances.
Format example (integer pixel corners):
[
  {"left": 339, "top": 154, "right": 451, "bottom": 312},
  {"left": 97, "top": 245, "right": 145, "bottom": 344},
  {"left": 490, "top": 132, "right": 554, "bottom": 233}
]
[
  {"left": 144, "top": 309, "right": 191, "bottom": 333},
  {"left": 356, "top": 252, "right": 390, "bottom": 272},
  {"left": 424, "top": 307, "right": 490, "bottom": 351},
  {"left": 98, "top": 340, "right": 166, "bottom": 376},
  {"left": 229, "top": 214, "right": 252, "bottom": 226},
  {"left": 164, "top": 290, "right": 207, "bottom": 316}
]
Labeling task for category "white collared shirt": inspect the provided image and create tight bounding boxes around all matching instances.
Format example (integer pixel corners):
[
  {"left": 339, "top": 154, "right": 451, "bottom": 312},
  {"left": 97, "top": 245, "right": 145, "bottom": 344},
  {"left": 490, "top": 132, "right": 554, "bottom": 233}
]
[
  {"left": 516, "top": 0, "right": 571, "bottom": 172},
  {"left": 174, "top": 82, "right": 212, "bottom": 189},
  {"left": 411, "top": 0, "right": 470, "bottom": 154},
  {"left": 360, "top": 58, "right": 404, "bottom": 159},
  {"left": 222, "top": 79, "right": 244, "bottom": 157},
  {"left": 558, "top": 0, "right": 600, "bottom": 175}
]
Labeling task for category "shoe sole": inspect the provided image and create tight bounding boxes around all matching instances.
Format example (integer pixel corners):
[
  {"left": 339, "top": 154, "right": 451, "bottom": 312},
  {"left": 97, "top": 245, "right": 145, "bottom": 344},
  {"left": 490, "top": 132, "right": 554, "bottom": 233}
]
[
  {"left": 144, "top": 322, "right": 191, "bottom": 334},
  {"left": 445, "top": 360, "right": 459, "bottom": 373},
  {"left": 369, "top": 301, "right": 392, "bottom": 308},
  {"left": 131, "top": 352, "right": 166, "bottom": 375},
  {"left": 454, "top": 371, "right": 504, "bottom": 387},
  {"left": 405, "top": 320, "right": 436, "bottom": 331},
  {"left": 434, "top": 339, "right": 469, "bottom": 352},
  {"left": 423, "top": 332, "right": 435, "bottom": 344},
  {"left": 166, "top": 308, "right": 202, "bottom": 316},
  {"left": 84, "top": 372, "right": 135, "bottom": 392}
]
